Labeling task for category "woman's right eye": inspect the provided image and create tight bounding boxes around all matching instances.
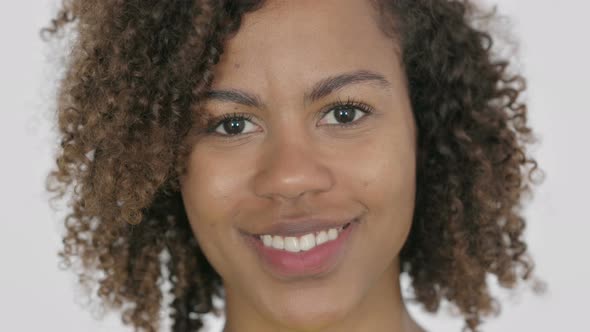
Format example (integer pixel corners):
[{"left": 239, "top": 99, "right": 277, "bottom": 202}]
[
  {"left": 206, "top": 113, "right": 258, "bottom": 137},
  {"left": 206, "top": 98, "right": 374, "bottom": 139}
]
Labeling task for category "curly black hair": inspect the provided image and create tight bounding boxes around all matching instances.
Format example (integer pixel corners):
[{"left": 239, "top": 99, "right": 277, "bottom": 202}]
[{"left": 42, "top": 0, "right": 545, "bottom": 331}]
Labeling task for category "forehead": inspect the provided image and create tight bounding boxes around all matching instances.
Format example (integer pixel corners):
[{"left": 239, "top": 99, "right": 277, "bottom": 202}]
[{"left": 211, "top": 0, "right": 400, "bottom": 92}]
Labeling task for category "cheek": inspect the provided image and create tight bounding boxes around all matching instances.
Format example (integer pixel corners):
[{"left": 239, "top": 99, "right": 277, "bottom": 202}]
[
  {"left": 181, "top": 144, "right": 247, "bottom": 217},
  {"left": 351, "top": 134, "right": 417, "bottom": 253},
  {"left": 351, "top": 130, "right": 415, "bottom": 200},
  {"left": 179, "top": 148, "right": 247, "bottom": 262}
]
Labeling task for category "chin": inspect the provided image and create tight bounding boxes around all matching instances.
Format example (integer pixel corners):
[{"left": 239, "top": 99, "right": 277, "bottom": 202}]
[{"left": 260, "top": 287, "right": 357, "bottom": 331}]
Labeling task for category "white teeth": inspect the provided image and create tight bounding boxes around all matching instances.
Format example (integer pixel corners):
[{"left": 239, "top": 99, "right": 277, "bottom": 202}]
[
  {"left": 272, "top": 235, "right": 284, "bottom": 249},
  {"left": 258, "top": 224, "right": 350, "bottom": 252},
  {"left": 284, "top": 237, "right": 300, "bottom": 252},
  {"left": 261, "top": 235, "right": 273, "bottom": 246},
  {"left": 327, "top": 228, "right": 338, "bottom": 240},
  {"left": 299, "top": 233, "right": 316, "bottom": 251},
  {"left": 316, "top": 231, "right": 328, "bottom": 245}
]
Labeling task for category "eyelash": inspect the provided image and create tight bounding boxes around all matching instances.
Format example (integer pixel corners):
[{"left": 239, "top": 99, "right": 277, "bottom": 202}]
[{"left": 204, "top": 97, "right": 375, "bottom": 139}]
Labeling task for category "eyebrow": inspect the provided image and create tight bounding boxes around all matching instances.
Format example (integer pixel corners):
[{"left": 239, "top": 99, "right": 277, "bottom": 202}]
[{"left": 203, "top": 69, "right": 392, "bottom": 109}]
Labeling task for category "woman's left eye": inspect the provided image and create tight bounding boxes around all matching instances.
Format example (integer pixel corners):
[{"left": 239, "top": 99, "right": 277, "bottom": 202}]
[
  {"left": 319, "top": 103, "right": 373, "bottom": 127},
  {"left": 204, "top": 99, "right": 375, "bottom": 139}
]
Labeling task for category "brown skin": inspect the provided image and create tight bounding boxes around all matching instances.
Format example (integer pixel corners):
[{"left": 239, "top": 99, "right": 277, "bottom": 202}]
[
  {"left": 179, "top": 1, "right": 421, "bottom": 331},
  {"left": 42, "top": 0, "right": 545, "bottom": 331}
]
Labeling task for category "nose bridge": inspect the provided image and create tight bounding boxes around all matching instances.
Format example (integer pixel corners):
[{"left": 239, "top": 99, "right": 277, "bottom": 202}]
[{"left": 253, "top": 122, "right": 334, "bottom": 201}]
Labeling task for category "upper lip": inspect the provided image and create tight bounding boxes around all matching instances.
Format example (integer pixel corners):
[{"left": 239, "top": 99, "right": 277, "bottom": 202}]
[{"left": 244, "top": 216, "right": 359, "bottom": 237}]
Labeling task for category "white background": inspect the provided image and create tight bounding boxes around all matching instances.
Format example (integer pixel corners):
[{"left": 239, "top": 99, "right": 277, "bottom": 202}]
[{"left": 1, "top": 0, "right": 588, "bottom": 331}]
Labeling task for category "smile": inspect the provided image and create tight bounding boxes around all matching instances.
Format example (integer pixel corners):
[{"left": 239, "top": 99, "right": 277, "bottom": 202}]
[
  {"left": 241, "top": 218, "right": 359, "bottom": 279},
  {"left": 258, "top": 222, "right": 352, "bottom": 252}
]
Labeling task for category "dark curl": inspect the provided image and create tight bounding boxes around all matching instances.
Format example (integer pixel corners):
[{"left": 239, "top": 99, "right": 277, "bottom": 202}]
[{"left": 43, "top": 0, "right": 545, "bottom": 331}]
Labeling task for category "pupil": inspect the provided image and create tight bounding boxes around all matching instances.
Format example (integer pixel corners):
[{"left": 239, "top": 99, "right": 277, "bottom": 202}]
[
  {"left": 220, "top": 108, "right": 355, "bottom": 135},
  {"left": 223, "top": 119, "right": 244, "bottom": 135},
  {"left": 335, "top": 107, "right": 355, "bottom": 123}
]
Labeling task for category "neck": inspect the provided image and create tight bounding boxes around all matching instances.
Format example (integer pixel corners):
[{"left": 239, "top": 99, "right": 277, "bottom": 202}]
[{"left": 222, "top": 257, "right": 424, "bottom": 332}]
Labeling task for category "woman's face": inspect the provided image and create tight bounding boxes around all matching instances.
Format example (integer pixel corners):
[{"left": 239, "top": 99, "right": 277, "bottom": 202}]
[{"left": 180, "top": 0, "right": 417, "bottom": 329}]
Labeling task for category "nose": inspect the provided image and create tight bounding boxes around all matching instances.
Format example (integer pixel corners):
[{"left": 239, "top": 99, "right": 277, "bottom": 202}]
[{"left": 253, "top": 132, "right": 334, "bottom": 202}]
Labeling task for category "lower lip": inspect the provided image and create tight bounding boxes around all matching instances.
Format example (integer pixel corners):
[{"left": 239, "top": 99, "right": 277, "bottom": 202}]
[{"left": 242, "top": 220, "right": 358, "bottom": 280}]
